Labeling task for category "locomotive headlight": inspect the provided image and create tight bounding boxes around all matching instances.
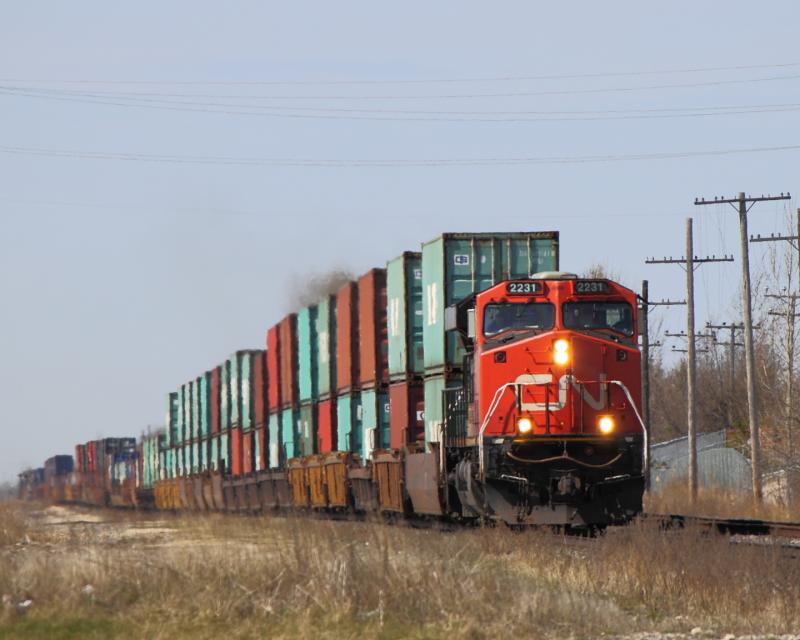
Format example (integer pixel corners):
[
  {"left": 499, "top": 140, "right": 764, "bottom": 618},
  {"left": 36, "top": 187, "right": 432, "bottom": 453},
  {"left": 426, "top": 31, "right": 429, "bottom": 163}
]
[
  {"left": 598, "top": 416, "right": 615, "bottom": 434},
  {"left": 517, "top": 417, "right": 533, "bottom": 434},
  {"left": 553, "top": 339, "right": 570, "bottom": 365}
]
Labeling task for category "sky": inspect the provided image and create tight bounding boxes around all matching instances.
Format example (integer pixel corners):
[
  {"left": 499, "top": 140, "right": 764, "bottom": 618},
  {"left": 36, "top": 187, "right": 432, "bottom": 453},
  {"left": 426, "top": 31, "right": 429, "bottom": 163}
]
[{"left": 1, "top": 2, "right": 799, "bottom": 482}]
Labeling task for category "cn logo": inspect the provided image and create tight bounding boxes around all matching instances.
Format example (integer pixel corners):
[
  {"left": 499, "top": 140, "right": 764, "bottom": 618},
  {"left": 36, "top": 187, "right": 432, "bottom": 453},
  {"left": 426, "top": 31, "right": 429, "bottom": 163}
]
[{"left": 514, "top": 373, "right": 607, "bottom": 411}]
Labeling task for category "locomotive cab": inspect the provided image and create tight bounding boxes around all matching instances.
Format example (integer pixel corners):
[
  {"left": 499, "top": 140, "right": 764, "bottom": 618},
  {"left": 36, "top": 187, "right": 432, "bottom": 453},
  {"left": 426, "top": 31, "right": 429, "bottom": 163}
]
[{"left": 447, "top": 272, "right": 645, "bottom": 527}]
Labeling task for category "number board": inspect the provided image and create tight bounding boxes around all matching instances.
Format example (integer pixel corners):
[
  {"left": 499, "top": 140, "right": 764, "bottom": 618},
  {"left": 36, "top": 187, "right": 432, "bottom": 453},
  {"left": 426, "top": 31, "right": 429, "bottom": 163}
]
[
  {"left": 505, "top": 281, "right": 543, "bottom": 295},
  {"left": 574, "top": 280, "right": 608, "bottom": 294}
]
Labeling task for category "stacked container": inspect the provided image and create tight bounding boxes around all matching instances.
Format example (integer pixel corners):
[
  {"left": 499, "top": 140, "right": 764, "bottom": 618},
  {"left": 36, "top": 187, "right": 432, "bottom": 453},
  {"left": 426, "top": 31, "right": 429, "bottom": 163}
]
[
  {"left": 387, "top": 252, "right": 425, "bottom": 449},
  {"left": 421, "top": 232, "right": 560, "bottom": 443},
  {"left": 279, "top": 316, "right": 299, "bottom": 460},
  {"left": 297, "top": 306, "right": 317, "bottom": 456},
  {"left": 253, "top": 350, "right": 268, "bottom": 472},
  {"left": 335, "top": 281, "right": 360, "bottom": 454},
  {"left": 266, "top": 325, "right": 282, "bottom": 468},
  {"left": 358, "top": 269, "right": 389, "bottom": 458},
  {"left": 314, "top": 295, "right": 337, "bottom": 453}
]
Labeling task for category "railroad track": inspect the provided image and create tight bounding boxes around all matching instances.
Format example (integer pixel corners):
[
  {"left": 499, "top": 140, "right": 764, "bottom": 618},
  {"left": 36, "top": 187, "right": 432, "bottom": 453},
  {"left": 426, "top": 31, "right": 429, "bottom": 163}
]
[{"left": 645, "top": 512, "right": 800, "bottom": 540}]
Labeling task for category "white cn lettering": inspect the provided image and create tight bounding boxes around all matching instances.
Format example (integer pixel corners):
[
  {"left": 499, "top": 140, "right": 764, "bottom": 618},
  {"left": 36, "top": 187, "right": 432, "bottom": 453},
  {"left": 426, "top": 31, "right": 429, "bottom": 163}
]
[
  {"left": 426, "top": 283, "right": 438, "bottom": 326},
  {"left": 319, "top": 331, "right": 329, "bottom": 363},
  {"left": 389, "top": 298, "right": 400, "bottom": 337},
  {"left": 514, "top": 373, "right": 607, "bottom": 411}
]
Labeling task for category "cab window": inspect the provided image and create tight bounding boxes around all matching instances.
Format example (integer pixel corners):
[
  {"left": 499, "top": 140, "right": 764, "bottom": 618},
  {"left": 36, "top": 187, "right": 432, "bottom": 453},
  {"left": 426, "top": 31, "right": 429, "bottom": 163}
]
[
  {"left": 483, "top": 302, "right": 555, "bottom": 337},
  {"left": 562, "top": 301, "right": 634, "bottom": 336}
]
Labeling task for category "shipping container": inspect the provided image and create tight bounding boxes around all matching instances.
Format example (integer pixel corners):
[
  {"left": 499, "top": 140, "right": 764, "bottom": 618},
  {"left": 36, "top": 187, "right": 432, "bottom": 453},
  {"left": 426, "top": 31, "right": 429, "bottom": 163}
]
[
  {"left": 267, "top": 325, "right": 281, "bottom": 411},
  {"left": 219, "top": 431, "right": 230, "bottom": 474},
  {"left": 314, "top": 295, "right": 336, "bottom": 400},
  {"left": 177, "top": 386, "right": 185, "bottom": 444},
  {"left": 298, "top": 402, "right": 315, "bottom": 456},
  {"left": 336, "top": 392, "right": 363, "bottom": 455},
  {"left": 183, "top": 383, "right": 192, "bottom": 442},
  {"left": 358, "top": 268, "right": 389, "bottom": 388},
  {"left": 229, "top": 352, "right": 242, "bottom": 428},
  {"left": 166, "top": 392, "right": 179, "bottom": 446},
  {"left": 298, "top": 306, "right": 318, "bottom": 403},
  {"left": 281, "top": 407, "right": 299, "bottom": 460},
  {"left": 279, "top": 315, "right": 298, "bottom": 409},
  {"left": 361, "top": 389, "right": 390, "bottom": 458},
  {"left": 317, "top": 397, "right": 337, "bottom": 454},
  {"left": 211, "top": 366, "right": 221, "bottom": 434},
  {"left": 221, "top": 359, "right": 231, "bottom": 430},
  {"left": 423, "top": 373, "right": 462, "bottom": 443},
  {"left": 210, "top": 435, "right": 220, "bottom": 473},
  {"left": 199, "top": 372, "right": 210, "bottom": 437},
  {"left": 389, "top": 380, "right": 425, "bottom": 449},
  {"left": 255, "top": 426, "right": 266, "bottom": 471},
  {"left": 253, "top": 351, "right": 267, "bottom": 428},
  {"left": 268, "top": 412, "right": 281, "bottom": 468},
  {"left": 191, "top": 440, "right": 200, "bottom": 474},
  {"left": 421, "top": 232, "right": 559, "bottom": 372},
  {"left": 199, "top": 436, "right": 208, "bottom": 472},
  {"left": 243, "top": 430, "right": 254, "bottom": 475},
  {"left": 192, "top": 378, "right": 201, "bottom": 440},
  {"left": 335, "top": 282, "right": 359, "bottom": 393},
  {"left": 231, "top": 428, "right": 243, "bottom": 476},
  {"left": 387, "top": 252, "right": 424, "bottom": 381},
  {"left": 44, "top": 455, "right": 73, "bottom": 480},
  {"left": 184, "top": 442, "right": 193, "bottom": 475}
]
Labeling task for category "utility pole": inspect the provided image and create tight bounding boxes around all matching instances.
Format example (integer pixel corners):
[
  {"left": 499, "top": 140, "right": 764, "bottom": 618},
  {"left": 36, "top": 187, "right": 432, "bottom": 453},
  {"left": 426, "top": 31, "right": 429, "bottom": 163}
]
[
  {"left": 697, "top": 192, "right": 792, "bottom": 503},
  {"left": 646, "top": 218, "right": 733, "bottom": 501},
  {"left": 706, "top": 322, "right": 744, "bottom": 428},
  {"left": 639, "top": 288, "right": 685, "bottom": 493}
]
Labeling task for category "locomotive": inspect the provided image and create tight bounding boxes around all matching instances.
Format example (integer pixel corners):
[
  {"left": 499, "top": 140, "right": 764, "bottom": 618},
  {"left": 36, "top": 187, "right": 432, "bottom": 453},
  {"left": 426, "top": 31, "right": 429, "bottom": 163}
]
[{"left": 445, "top": 272, "right": 645, "bottom": 527}]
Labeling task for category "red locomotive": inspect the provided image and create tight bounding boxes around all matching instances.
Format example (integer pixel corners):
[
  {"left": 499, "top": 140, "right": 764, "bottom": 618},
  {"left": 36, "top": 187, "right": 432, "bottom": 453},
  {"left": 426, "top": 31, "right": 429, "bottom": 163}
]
[{"left": 447, "top": 272, "right": 645, "bottom": 527}]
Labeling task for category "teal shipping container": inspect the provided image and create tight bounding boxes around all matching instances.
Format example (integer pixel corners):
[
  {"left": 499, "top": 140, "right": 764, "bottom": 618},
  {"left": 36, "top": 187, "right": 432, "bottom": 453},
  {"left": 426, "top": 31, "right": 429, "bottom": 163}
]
[
  {"left": 281, "top": 408, "right": 299, "bottom": 460},
  {"left": 421, "top": 232, "right": 559, "bottom": 372},
  {"left": 298, "top": 306, "right": 318, "bottom": 403},
  {"left": 184, "top": 442, "right": 192, "bottom": 475},
  {"left": 221, "top": 359, "right": 231, "bottom": 430},
  {"left": 230, "top": 350, "right": 259, "bottom": 429},
  {"left": 229, "top": 353, "right": 241, "bottom": 428},
  {"left": 165, "top": 392, "right": 179, "bottom": 446},
  {"left": 387, "top": 252, "right": 424, "bottom": 381},
  {"left": 192, "top": 378, "right": 201, "bottom": 440},
  {"left": 199, "top": 438, "right": 208, "bottom": 472},
  {"left": 423, "top": 372, "right": 462, "bottom": 443},
  {"left": 200, "top": 372, "right": 210, "bottom": 437},
  {"left": 183, "top": 383, "right": 192, "bottom": 443},
  {"left": 177, "top": 386, "right": 185, "bottom": 444},
  {"left": 159, "top": 450, "right": 166, "bottom": 481},
  {"left": 298, "top": 402, "right": 315, "bottom": 456},
  {"left": 190, "top": 441, "right": 198, "bottom": 474},
  {"left": 268, "top": 412, "right": 281, "bottom": 468},
  {"left": 360, "top": 389, "right": 390, "bottom": 458},
  {"left": 176, "top": 446, "right": 184, "bottom": 477},
  {"left": 210, "top": 435, "right": 219, "bottom": 472},
  {"left": 314, "top": 295, "right": 336, "bottom": 399},
  {"left": 219, "top": 431, "right": 230, "bottom": 474},
  {"left": 336, "top": 392, "right": 363, "bottom": 456}
]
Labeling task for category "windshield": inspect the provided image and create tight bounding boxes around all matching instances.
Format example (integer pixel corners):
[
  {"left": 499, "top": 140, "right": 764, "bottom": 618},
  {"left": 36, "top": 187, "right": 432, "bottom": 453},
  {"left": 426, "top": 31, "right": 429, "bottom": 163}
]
[
  {"left": 562, "top": 301, "right": 634, "bottom": 336},
  {"left": 483, "top": 302, "right": 555, "bottom": 337}
]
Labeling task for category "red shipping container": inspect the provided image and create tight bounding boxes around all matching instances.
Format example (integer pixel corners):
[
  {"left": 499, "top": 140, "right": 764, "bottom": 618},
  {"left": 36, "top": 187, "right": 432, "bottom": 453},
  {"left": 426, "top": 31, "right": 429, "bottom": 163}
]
[
  {"left": 255, "top": 426, "right": 266, "bottom": 471},
  {"left": 358, "top": 268, "right": 388, "bottom": 388},
  {"left": 317, "top": 398, "right": 337, "bottom": 454},
  {"left": 279, "top": 315, "right": 298, "bottom": 409},
  {"left": 253, "top": 351, "right": 267, "bottom": 428},
  {"left": 243, "top": 431, "right": 254, "bottom": 475},
  {"left": 335, "top": 281, "right": 359, "bottom": 393},
  {"left": 231, "top": 429, "right": 243, "bottom": 477},
  {"left": 389, "top": 381, "right": 425, "bottom": 449},
  {"left": 267, "top": 325, "right": 281, "bottom": 411},
  {"left": 211, "top": 366, "right": 221, "bottom": 434}
]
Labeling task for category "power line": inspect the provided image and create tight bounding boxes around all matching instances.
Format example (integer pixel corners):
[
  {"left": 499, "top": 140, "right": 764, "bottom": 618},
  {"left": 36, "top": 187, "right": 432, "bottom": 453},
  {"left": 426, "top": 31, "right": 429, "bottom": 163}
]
[
  {"left": 4, "top": 86, "right": 800, "bottom": 123},
  {"left": 0, "top": 72, "right": 797, "bottom": 101},
  {"left": 2, "top": 142, "right": 800, "bottom": 167},
  {"left": 2, "top": 60, "right": 798, "bottom": 86}
]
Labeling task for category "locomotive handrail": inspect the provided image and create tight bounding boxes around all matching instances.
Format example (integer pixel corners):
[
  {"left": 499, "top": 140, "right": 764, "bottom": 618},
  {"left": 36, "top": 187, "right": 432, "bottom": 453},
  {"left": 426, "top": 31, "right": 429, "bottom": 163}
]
[{"left": 477, "top": 379, "right": 648, "bottom": 483}]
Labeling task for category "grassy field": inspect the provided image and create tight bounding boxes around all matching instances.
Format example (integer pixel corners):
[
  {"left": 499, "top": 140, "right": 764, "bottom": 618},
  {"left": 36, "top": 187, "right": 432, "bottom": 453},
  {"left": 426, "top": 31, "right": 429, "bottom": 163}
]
[{"left": 0, "top": 501, "right": 799, "bottom": 639}]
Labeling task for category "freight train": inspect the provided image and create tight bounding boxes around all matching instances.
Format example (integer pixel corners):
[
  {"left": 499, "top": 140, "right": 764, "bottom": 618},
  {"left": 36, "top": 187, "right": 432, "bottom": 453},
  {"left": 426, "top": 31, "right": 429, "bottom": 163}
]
[{"left": 19, "top": 232, "right": 646, "bottom": 529}]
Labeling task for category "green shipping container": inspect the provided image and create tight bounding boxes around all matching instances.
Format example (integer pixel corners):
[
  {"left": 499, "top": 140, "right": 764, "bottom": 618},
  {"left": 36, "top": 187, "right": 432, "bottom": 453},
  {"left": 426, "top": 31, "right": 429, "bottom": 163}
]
[
  {"left": 200, "top": 372, "right": 210, "bottom": 437},
  {"left": 210, "top": 435, "right": 219, "bottom": 472},
  {"left": 229, "top": 353, "right": 241, "bottom": 427},
  {"left": 387, "top": 252, "right": 424, "bottom": 381},
  {"left": 360, "top": 389, "right": 390, "bottom": 458},
  {"left": 192, "top": 378, "right": 201, "bottom": 440},
  {"left": 230, "top": 351, "right": 258, "bottom": 429},
  {"left": 199, "top": 438, "right": 208, "bottom": 472},
  {"left": 421, "top": 232, "right": 559, "bottom": 372},
  {"left": 281, "top": 408, "right": 299, "bottom": 460},
  {"left": 314, "top": 296, "right": 336, "bottom": 399},
  {"left": 298, "top": 306, "right": 318, "bottom": 403},
  {"left": 219, "top": 431, "right": 230, "bottom": 473},
  {"left": 184, "top": 443, "right": 192, "bottom": 476},
  {"left": 165, "top": 392, "right": 179, "bottom": 446},
  {"left": 423, "top": 373, "right": 462, "bottom": 444},
  {"left": 177, "top": 386, "right": 185, "bottom": 444},
  {"left": 298, "top": 402, "right": 315, "bottom": 456},
  {"left": 268, "top": 412, "right": 281, "bottom": 468},
  {"left": 336, "top": 392, "right": 363, "bottom": 456}
]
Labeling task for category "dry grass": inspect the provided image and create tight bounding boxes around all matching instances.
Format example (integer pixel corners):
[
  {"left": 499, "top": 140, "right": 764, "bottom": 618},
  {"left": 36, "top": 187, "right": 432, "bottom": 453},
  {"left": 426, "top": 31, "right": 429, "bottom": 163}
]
[
  {"left": 646, "top": 482, "right": 800, "bottom": 521},
  {"left": 0, "top": 503, "right": 799, "bottom": 639}
]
